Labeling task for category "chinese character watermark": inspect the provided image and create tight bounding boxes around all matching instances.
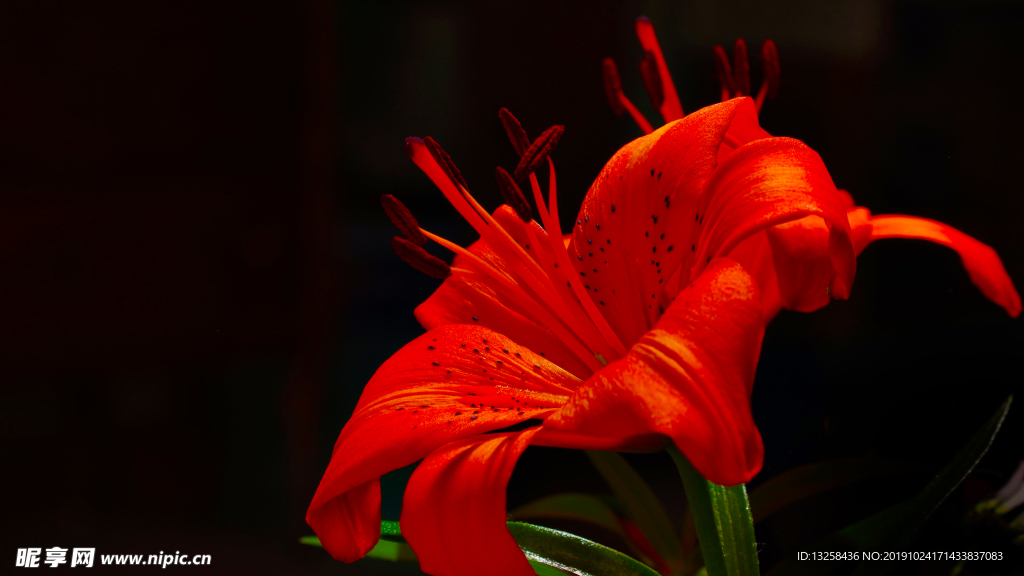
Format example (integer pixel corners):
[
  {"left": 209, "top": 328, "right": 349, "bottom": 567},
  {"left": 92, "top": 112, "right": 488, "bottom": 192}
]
[
  {"left": 71, "top": 548, "right": 95, "bottom": 568},
  {"left": 15, "top": 548, "right": 40, "bottom": 568}
]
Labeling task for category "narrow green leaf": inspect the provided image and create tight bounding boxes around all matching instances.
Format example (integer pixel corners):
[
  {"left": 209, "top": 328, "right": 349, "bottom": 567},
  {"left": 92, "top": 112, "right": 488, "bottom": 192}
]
[
  {"left": 299, "top": 531, "right": 416, "bottom": 562},
  {"left": 748, "top": 457, "right": 921, "bottom": 524},
  {"left": 365, "top": 539, "right": 418, "bottom": 562},
  {"left": 510, "top": 492, "right": 627, "bottom": 537},
  {"left": 509, "top": 521, "right": 663, "bottom": 576},
  {"left": 512, "top": 492, "right": 665, "bottom": 569},
  {"left": 307, "top": 520, "right": 660, "bottom": 574},
  {"left": 528, "top": 558, "right": 579, "bottom": 576},
  {"left": 670, "top": 448, "right": 759, "bottom": 576},
  {"left": 586, "top": 450, "right": 686, "bottom": 574},
  {"left": 767, "top": 395, "right": 1012, "bottom": 576}
]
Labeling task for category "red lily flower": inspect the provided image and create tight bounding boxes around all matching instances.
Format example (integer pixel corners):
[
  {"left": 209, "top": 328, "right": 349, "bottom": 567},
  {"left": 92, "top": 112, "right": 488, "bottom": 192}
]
[
  {"left": 307, "top": 18, "right": 1019, "bottom": 574},
  {"left": 604, "top": 18, "right": 1021, "bottom": 320}
]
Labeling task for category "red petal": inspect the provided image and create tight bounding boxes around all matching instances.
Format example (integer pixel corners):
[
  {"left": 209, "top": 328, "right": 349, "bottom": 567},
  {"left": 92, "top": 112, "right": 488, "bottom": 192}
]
[
  {"left": 860, "top": 215, "right": 1021, "bottom": 317},
  {"left": 306, "top": 326, "right": 576, "bottom": 561},
  {"left": 401, "top": 428, "right": 541, "bottom": 576},
  {"left": 545, "top": 259, "right": 765, "bottom": 486},
  {"left": 726, "top": 230, "right": 784, "bottom": 319},
  {"left": 691, "top": 136, "right": 856, "bottom": 302},
  {"left": 566, "top": 99, "right": 751, "bottom": 347}
]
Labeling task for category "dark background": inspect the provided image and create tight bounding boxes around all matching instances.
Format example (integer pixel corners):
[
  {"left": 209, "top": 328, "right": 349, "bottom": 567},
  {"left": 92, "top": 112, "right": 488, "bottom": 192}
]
[{"left": 1, "top": 0, "right": 1021, "bottom": 574}]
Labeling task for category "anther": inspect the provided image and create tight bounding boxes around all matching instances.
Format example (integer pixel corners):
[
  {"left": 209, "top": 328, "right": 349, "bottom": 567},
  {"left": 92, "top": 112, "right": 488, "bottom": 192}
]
[
  {"left": 732, "top": 39, "right": 751, "bottom": 97},
  {"left": 601, "top": 58, "right": 625, "bottom": 116},
  {"left": 498, "top": 108, "right": 531, "bottom": 157},
  {"left": 712, "top": 45, "right": 735, "bottom": 101},
  {"left": 423, "top": 136, "right": 469, "bottom": 191},
  {"left": 759, "top": 39, "right": 781, "bottom": 106},
  {"left": 380, "top": 194, "right": 427, "bottom": 245},
  {"left": 514, "top": 125, "right": 565, "bottom": 182},
  {"left": 495, "top": 166, "right": 532, "bottom": 222},
  {"left": 638, "top": 50, "right": 665, "bottom": 109},
  {"left": 391, "top": 236, "right": 452, "bottom": 279}
]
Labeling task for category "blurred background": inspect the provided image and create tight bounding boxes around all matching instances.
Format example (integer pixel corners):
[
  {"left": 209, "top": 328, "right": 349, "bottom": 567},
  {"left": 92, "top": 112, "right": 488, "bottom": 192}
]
[{"left": 1, "top": 0, "right": 1022, "bottom": 573}]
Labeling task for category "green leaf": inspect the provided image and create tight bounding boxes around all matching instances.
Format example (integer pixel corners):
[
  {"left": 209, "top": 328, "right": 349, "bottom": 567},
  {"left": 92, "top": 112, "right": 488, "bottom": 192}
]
[
  {"left": 366, "top": 539, "right": 418, "bottom": 562},
  {"left": 586, "top": 450, "right": 686, "bottom": 574},
  {"left": 298, "top": 531, "right": 416, "bottom": 562},
  {"left": 510, "top": 492, "right": 626, "bottom": 537},
  {"left": 306, "top": 519, "right": 660, "bottom": 575},
  {"left": 380, "top": 519, "right": 405, "bottom": 542},
  {"left": 511, "top": 492, "right": 667, "bottom": 569},
  {"left": 509, "top": 521, "right": 663, "bottom": 576},
  {"left": 670, "top": 448, "right": 759, "bottom": 576},
  {"left": 748, "top": 457, "right": 922, "bottom": 524},
  {"left": 767, "top": 395, "right": 1012, "bottom": 576}
]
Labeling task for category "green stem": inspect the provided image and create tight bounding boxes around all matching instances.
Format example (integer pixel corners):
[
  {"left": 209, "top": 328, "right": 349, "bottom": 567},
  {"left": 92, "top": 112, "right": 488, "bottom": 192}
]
[{"left": 668, "top": 447, "right": 759, "bottom": 576}]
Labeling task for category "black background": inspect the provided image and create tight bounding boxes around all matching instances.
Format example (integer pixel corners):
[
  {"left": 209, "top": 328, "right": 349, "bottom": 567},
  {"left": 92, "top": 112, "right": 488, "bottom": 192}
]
[{"left": 1, "top": 0, "right": 1021, "bottom": 574}]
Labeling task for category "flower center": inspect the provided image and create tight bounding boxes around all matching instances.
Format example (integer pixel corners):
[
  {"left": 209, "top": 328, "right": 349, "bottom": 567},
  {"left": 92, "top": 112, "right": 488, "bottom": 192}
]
[{"left": 393, "top": 115, "right": 631, "bottom": 375}]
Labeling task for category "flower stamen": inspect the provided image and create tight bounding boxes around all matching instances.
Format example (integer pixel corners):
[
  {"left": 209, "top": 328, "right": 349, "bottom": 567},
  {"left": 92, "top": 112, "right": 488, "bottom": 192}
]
[
  {"left": 634, "top": 17, "right": 684, "bottom": 122},
  {"left": 638, "top": 50, "right": 665, "bottom": 110},
  {"left": 713, "top": 38, "right": 781, "bottom": 113},
  {"left": 408, "top": 122, "right": 631, "bottom": 372},
  {"left": 755, "top": 40, "right": 780, "bottom": 113},
  {"left": 529, "top": 161, "right": 628, "bottom": 358},
  {"left": 420, "top": 227, "right": 605, "bottom": 373},
  {"left": 602, "top": 58, "right": 654, "bottom": 134},
  {"left": 391, "top": 236, "right": 451, "bottom": 279},
  {"left": 513, "top": 125, "right": 565, "bottom": 182},
  {"left": 498, "top": 108, "right": 531, "bottom": 157},
  {"left": 713, "top": 45, "right": 736, "bottom": 102},
  {"left": 423, "top": 136, "right": 470, "bottom": 192},
  {"left": 732, "top": 39, "right": 751, "bottom": 97},
  {"left": 381, "top": 194, "right": 428, "bottom": 245},
  {"left": 495, "top": 167, "right": 532, "bottom": 222}
]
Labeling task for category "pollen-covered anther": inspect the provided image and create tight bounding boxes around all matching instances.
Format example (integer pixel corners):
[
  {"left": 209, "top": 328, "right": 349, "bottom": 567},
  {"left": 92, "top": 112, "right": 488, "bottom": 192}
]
[
  {"left": 391, "top": 236, "right": 452, "bottom": 279},
  {"left": 380, "top": 194, "right": 428, "bottom": 245},
  {"left": 732, "top": 38, "right": 751, "bottom": 97},
  {"left": 712, "top": 45, "right": 735, "bottom": 102},
  {"left": 494, "top": 166, "right": 532, "bottom": 222},
  {"left": 601, "top": 57, "right": 654, "bottom": 133},
  {"left": 423, "top": 136, "right": 470, "bottom": 191},
  {"left": 498, "top": 108, "right": 531, "bottom": 157},
  {"left": 513, "top": 125, "right": 564, "bottom": 182},
  {"left": 638, "top": 50, "right": 665, "bottom": 109},
  {"left": 601, "top": 58, "right": 625, "bottom": 116},
  {"left": 756, "top": 39, "right": 781, "bottom": 111}
]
